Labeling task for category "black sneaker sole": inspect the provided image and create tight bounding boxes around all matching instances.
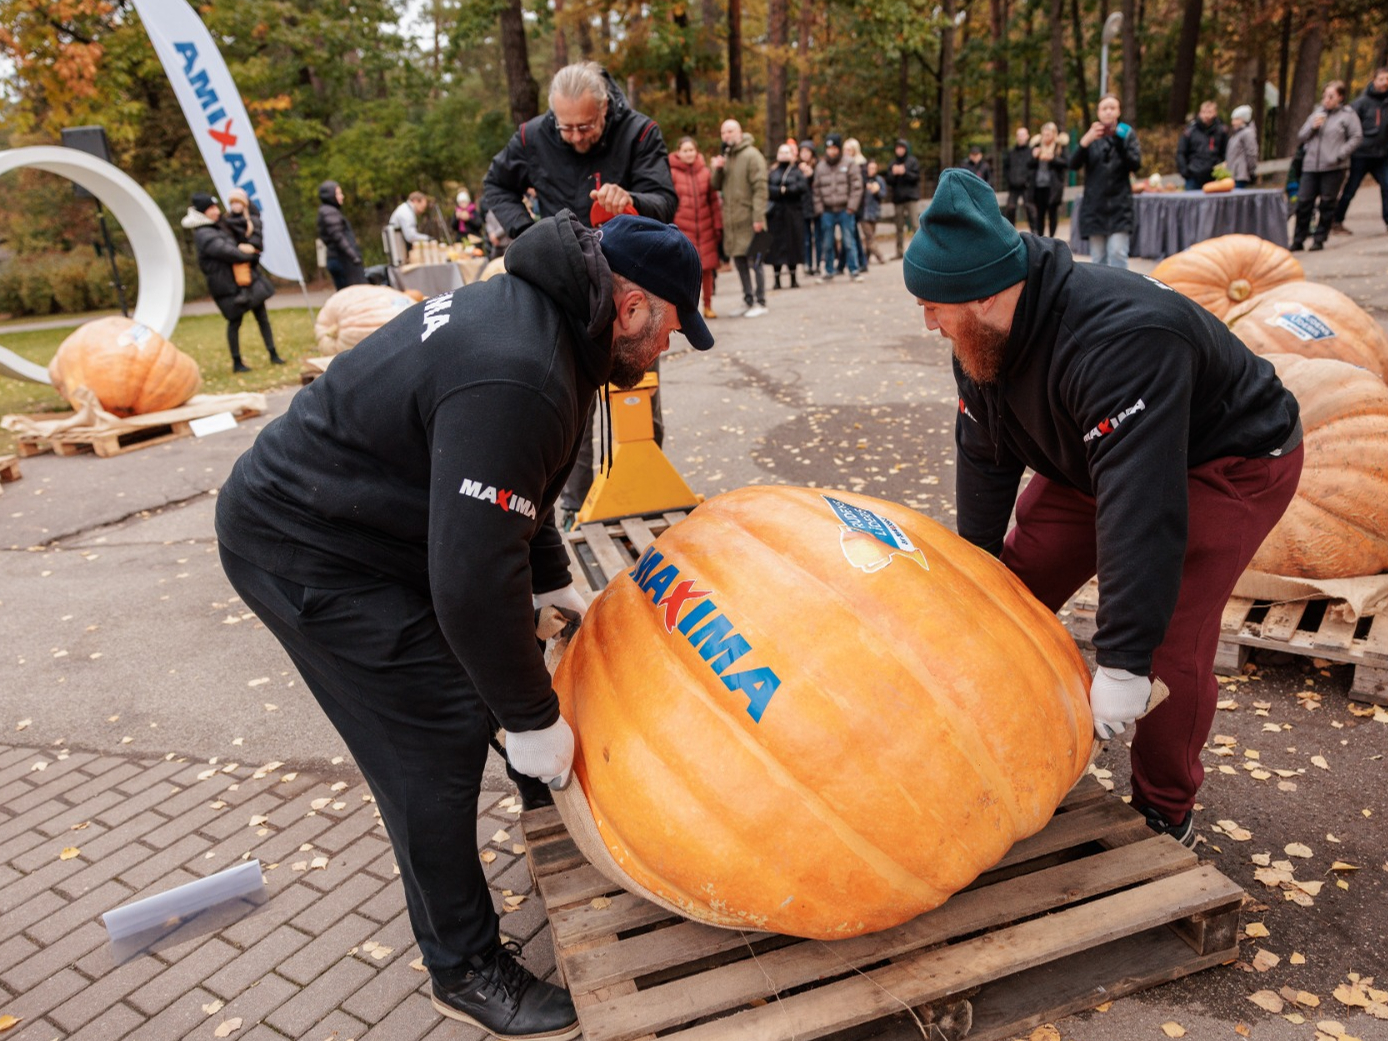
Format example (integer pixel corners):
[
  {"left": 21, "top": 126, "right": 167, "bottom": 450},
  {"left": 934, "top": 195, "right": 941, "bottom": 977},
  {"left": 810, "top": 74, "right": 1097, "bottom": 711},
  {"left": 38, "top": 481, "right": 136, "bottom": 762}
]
[{"left": 430, "top": 994, "right": 581, "bottom": 1041}]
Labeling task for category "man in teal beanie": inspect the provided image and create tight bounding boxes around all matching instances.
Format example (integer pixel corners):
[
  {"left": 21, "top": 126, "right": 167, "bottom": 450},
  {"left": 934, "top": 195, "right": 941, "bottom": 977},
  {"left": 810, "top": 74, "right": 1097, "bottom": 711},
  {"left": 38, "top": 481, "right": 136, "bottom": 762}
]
[{"left": 904, "top": 168, "right": 1303, "bottom": 849}]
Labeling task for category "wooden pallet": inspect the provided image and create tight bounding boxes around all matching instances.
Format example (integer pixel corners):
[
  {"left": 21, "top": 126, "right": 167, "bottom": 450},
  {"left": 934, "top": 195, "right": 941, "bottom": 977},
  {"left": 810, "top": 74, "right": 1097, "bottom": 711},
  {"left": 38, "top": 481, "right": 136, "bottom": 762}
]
[
  {"left": 300, "top": 355, "right": 335, "bottom": 385},
  {"left": 520, "top": 776, "right": 1243, "bottom": 1041},
  {"left": 1065, "top": 579, "right": 1388, "bottom": 706},
  {"left": 14, "top": 406, "right": 262, "bottom": 459},
  {"left": 0, "top": 454, "right": 20, "bottom": 494},
  {"left": 564, "top": 511, "right": 689, "bottom": 596}
]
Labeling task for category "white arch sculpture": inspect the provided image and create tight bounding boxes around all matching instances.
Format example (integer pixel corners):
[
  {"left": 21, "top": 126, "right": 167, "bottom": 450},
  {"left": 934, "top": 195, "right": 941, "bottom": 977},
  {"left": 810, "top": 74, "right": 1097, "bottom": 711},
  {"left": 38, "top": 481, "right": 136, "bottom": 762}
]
[{"left": 0, "top": 146, "right": 185, "bottom": 385}]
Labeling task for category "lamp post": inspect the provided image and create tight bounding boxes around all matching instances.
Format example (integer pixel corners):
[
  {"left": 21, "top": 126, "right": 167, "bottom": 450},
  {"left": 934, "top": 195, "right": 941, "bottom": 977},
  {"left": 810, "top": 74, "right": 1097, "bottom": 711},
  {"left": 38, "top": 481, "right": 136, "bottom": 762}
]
[{"left": 1100, "top": 12, "right": 1123, "bottom": 99}]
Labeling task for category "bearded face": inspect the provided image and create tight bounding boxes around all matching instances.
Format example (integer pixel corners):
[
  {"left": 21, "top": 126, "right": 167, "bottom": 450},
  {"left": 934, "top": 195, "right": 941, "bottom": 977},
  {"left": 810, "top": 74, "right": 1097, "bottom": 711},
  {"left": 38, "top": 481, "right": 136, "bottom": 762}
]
[
  {"left": 607, "top": 306, "right": 668, "bottom": 389},
  {"left": 946, "top": 307, "right": 1010, "bottom": 385}
]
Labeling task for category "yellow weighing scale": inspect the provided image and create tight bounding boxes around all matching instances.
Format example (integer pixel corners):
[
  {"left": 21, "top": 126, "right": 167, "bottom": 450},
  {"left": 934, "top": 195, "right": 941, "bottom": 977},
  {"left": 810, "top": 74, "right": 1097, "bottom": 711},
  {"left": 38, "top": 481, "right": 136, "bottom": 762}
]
[{"left": 574, "top": 371, "right": 702, "bottom": 523}]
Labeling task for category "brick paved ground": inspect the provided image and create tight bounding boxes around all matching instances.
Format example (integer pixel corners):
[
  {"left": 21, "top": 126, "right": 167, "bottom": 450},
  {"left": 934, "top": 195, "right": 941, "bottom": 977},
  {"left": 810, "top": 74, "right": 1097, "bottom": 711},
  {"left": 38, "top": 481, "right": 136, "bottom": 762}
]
[{"left": 0, "top": 741, "right": 553, "bottom": 1040}]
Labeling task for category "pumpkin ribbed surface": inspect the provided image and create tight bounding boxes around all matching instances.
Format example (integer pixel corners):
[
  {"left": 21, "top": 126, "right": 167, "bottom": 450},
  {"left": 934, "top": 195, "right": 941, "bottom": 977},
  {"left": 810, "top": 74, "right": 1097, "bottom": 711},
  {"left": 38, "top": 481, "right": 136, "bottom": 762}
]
[
  {"left": 1230, "top": 281, "right": 1388, "bottom": 380},
  {"left": 313, "top": 285, "right": 416, "bottom": 354},
  {"left": 1250, "top": 354, "right": 1388, "bottom": 579},
  {"left": 553, "top": 486, "right": 1092, "bottom": 939},
  {"left": 1150, "top": 234, "right": 1303, "bottom": 321},
  {"left": 48, "top": 317, "right": 201, "bottom": 417}
]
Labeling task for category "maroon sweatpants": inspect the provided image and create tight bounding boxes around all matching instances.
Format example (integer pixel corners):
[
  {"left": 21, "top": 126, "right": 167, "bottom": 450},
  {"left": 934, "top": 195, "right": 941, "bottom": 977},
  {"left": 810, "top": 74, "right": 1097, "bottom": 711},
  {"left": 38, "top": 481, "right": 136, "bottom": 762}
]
[{"left": 1000, "top": 446, "right": 1304, "bottom": 821}]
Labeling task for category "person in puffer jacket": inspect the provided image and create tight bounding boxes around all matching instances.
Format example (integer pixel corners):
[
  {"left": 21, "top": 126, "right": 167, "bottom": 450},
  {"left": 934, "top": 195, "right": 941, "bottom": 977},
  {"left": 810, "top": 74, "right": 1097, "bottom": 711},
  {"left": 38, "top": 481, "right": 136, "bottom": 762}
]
[
  {"left": 316, "top": 180, "right": 365, "bottom": 288},
  {"left": 1292, "top": 80, "right": 1363, "bottom": 251},
  {"left": 1331, "top": 67, "right": 1388, "bottom": 234}
]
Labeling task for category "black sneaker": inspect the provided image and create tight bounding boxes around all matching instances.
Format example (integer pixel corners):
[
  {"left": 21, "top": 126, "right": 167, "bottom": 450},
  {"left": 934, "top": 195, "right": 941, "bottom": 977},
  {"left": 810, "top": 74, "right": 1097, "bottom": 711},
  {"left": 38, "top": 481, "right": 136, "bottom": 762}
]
[
  {"left": 1139, "top": 805, "right": 1196, "bottom": 848},
  {"left": 1289, "top": 241, "right": 1304, "bottom": 252},
  {"left": 431, "top": 942, "right": 579, "bottom": 1040},
  {"left": 1309, "top": 240, "right": 1324, "bottom": 251}
]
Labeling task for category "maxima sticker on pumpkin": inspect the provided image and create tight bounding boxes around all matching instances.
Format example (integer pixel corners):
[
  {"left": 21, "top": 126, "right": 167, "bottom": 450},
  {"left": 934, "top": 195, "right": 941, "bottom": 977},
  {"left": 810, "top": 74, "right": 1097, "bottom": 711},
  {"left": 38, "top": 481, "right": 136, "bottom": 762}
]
[
  {"left": 1264, "top": 302, "right": 1336, "bottom": 342},
  {"left": 823, "top": 494, "right": 929, "bottom": 573}
]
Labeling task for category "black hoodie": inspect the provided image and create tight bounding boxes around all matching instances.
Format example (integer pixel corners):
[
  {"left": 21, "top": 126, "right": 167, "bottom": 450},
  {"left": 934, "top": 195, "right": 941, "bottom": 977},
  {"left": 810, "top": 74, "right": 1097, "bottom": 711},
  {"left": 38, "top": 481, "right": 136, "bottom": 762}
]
[
  {"left": 884, "top": 140, "right": 922, "bottom": 203},
  {"left": 316, "top": 180, "right": 361, "bottom": 264},
  {"left": 954, "top": 235, "right": 1299, "bottom": 675},
  {"left": 1351, "top": 83, "right": 1388, "bottom": 158},
  {"left": 1176, "top": 117, "right": 1229, "bottom": 183},
  {"left": 482, "top": 70, "right": 677, "bottom": 242},
  {"left": 215, "top": 212, "right": 614, "bottom": 732}
]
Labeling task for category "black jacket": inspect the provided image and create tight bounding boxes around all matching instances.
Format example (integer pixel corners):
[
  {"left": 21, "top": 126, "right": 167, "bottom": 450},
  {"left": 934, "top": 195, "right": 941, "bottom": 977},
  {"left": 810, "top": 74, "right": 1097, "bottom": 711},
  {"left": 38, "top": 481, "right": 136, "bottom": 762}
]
[
  {"left": 1071, "top": 124, "right": 1142, "bottom": 236},
  {"left": 767, "top": 161, "right": 807, "bottom": 219},
  {"left": 960, "top": 157, "right": 993, "bottom": 186},
  {"left": 1005, "top": 144, "right": 1032, "bottom": 189},
  {"left": 1176, "top": 118, "right": 1228, "bottom": 183},
  {"left": 1351, "top": 84, "right": 1388, "bottom": 159},
  {"left": 482, "top": 70, "right": 676, "bottom": 242},
  {"left": 215, "top": 212, "right": 616, "bottom": 733},
  {"left": 884, "top": 141, "right": 921, "bottom": 203},
  {"left": 182, "top": 209, "right": 273, "bottom": 320},
  {"left": 316, "top": 181, "right": 361, "bottom": 264},
  {"left": 954, "top": 235, "right": 1299, "bottom": 674},
  {"left": 1027, "top": 148, "right": 1069, "bottom": 207}
]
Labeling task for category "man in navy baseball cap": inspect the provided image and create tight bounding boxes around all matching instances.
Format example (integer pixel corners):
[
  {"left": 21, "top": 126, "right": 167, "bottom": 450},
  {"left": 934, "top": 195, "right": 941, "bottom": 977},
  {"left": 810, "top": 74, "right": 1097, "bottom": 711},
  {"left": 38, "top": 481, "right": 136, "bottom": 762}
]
[{"left": 597, "top": 213, "right": 714, "bottom": 354}]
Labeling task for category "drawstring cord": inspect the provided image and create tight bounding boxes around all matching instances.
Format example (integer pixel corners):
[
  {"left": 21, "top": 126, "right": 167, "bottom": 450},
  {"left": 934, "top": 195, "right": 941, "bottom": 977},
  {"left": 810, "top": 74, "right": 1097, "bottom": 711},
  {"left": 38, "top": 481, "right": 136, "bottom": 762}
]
[{"left": 600, "top": 384, "right": 614, "bottom": 477}]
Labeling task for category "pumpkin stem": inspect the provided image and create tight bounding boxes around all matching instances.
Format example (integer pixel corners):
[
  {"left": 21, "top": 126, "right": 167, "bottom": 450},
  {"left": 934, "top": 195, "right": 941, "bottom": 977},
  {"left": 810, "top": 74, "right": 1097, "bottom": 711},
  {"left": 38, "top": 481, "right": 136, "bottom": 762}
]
[{"left": 1228, "top": 279, "right": 1252, "bottom": 302}]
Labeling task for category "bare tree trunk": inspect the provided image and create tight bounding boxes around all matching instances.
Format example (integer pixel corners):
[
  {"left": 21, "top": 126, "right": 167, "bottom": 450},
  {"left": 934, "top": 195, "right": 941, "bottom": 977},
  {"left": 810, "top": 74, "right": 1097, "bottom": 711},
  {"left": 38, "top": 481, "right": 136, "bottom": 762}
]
[
  {"left": 1070, "top": 0, "right": 1091, "bottom": 126},
  {"left": 675, "top": 7, "right": 693, "bottom": 105},
  {"left": 1344, "top": 36, "right": 1357, "bottom": 90},
  {"left": 702, "top": 0, "right": 722, "bottom": 96},
  {"left": 1023, "top": 4, "right": 1033, "bottom": 129},
  {"left": 991, "top": 0, "right": 1009, "bottom": 163},
  {"left": 797, "top": 0, "right": 813, "bottom": 136},
  {"left": 1254, "top": 48, "right": 1268, "bottom": 156},
  {"left": 500, "top": 0, "right": 539, "bottom": 125},
  {"left": 899, "top": 50, "right": 911, "bottom": 140},
  {"left": 552, "top": 0, "right": 569, "bottom": 71},
  {"left": 1376, "top": 32, "right": 1388, "bottom": 70},
  {"left": 1280, "top": 3, "right": 1327, "bottom": 156},
  {"left": 577, "top": 11, "right": 595, "bottom": 59},
  {"left": 941, "top": 0, "right": 956, "bottom": 170},
  {"left": 1121, "top": 0, "right": 1138, "bottom": 118},
  {"left": 1275, "top": 2, "right": 1291, "bottom": 150},
  {"left": 1049, "top": 0, "right": 1067, "bottom": 127},
  {"left": 767, "top": 0, "right": 788, "bottom": 148},
  {"left": 728, "top": 0, "right": 743, "bottom": 101},
  {"left": 1167, "top": 0, "right": 1203, "bottom": 125}
]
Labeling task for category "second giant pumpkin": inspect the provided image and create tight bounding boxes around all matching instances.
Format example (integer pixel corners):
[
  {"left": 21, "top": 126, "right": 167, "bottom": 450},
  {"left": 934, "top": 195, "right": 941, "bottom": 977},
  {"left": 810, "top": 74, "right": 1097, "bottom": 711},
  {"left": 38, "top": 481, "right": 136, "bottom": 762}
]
[
  {"left": 313, "top": 285, "right": 417, "bottom": 354},
  {"left": 1230, "top": 281, "right": 1388, "bottom": 380},
  {"left": 1149, "top": 234, "right": 1303, "bottom": 321},
  {"left": 48, "top": 317, "right": 201, "bottom": 417},
  {"left": 553, "top": 486, "right": 1093, "bottom": 940}
]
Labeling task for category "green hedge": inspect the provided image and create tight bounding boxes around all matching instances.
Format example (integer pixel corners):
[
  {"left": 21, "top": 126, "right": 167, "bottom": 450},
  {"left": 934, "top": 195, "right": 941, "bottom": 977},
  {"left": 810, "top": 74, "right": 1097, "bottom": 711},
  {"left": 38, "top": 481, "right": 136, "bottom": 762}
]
[{"left": 0, "top": 251, "right": 141, "bottom": 318}]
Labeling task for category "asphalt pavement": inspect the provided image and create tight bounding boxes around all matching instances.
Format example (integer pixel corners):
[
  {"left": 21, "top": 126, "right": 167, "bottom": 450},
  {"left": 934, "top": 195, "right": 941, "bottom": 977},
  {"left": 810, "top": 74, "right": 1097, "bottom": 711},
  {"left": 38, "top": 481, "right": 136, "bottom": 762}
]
[{"left": 2, "top": 193, "right": 1387, "bottom": 1040}]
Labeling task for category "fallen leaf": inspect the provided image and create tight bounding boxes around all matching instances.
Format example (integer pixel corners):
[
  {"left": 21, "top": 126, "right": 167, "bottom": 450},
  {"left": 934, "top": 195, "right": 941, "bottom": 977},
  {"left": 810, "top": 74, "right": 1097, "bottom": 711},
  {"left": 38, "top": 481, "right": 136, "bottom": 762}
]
[
  {"left": 491, "top": 829, "right": 511, "bottom": 844},
  {"left": 1253, "top": 949, "right": 1281, "bottom": 972},
  {"left": 0, "top": 1015, "right": 21, "bottom": 1032},
  {"left": 1094, "top": 1001, "right": 1113, "bottom": 1012},
  {"left": 1245, "top": 921, "right": 1270, "bottom": 938},
  {"left": 202, "top": 1000, "right": 224, "bottom": 1016},
  {"left": 247, "top": 677, "right": 270, "bottom": 687},
  {"left": 479, "top": 850, "right": 497, "bottom": 864},
  {"left": 248, "top": 815, "right": 269, "bottom": 828},
  {"left": 15, "top": 719, "right": 30, "bottom": 731},
  {"left": 331, "top": 781, "right": 348, "bottom": 792},
  {"left": 310, "top": 856, "right": 329, "bottom": 870},
  {"left": 1286, "top": 843, "right": 1314, "bottom": 858},
  {"left": 213, "top": 1018, "right": 243, "bottom": 1038},
  {"left": 30, "top": 761, "right": 47, "bottom": 772},
  {"left": 410, "top": 956, "right": 426, "bottom": 971},
  {"left": 1311, "top": 755, "right": 1329, "bottom": 770},
  {"left": 59, "top": 847, "right": 80, "bottom": 860},
  {"left": 512, "top": 844, "right": 526, "bottom": 855},
  {"left": 1330, "top": 862, "right": 1360, "bottom": 872},
  {"left": 263, "top": 703, "right": 278, "bottom": 712},
  {"left": 1235, "top": 1024, "right": 1251, "bottom": 1037},
  {"left": 291, "top": 861, "right": 309, "bottom": 871},
  {"left": 1218, "top": 819, "right": 1253, "bottom": 841},
  {"left": 1027, "top": 1026, "right": 1062, "bottom": 1041},
  {"left": 280, "top": 772, "right": 298, "bottom": 782},
  {"left": 1161, "top": 1023, "right": 1186, "bottom": 1038},
  {"left": 1291, "top": 952, "right": 1306, "bottom": 965},
  {"left": 70, "top": 820, "right": 90, "bottom": 831},
  {"left": 370, "top": 945, "right": 392, "bottom": 960},
  {"left": 310, "top": 798, "right": 331, "bottom": 810},
  {"left": 590, "top": 896, "right": 613, "bottom": 910},
  {"left": 1249, "top": 990, "right": 1284, "bottom": 1013},
  {"left": 1251, "top": 852, "right": 1272, "bottom": 866}
]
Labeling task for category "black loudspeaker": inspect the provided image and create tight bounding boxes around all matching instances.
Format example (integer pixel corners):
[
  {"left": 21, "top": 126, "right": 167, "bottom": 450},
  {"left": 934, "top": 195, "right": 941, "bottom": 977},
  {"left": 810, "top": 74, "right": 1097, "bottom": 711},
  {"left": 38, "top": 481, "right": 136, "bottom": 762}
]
[{"left": 61, "top": 126, "right": 114, "bottom": 200}]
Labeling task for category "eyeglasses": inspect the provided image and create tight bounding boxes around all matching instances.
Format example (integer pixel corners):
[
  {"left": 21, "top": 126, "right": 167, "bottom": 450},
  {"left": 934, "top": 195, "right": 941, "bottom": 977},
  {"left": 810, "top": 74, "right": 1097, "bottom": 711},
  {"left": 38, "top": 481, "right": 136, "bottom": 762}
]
[{"left": 556, "top": 120, "right": 601, "bottom": 135}]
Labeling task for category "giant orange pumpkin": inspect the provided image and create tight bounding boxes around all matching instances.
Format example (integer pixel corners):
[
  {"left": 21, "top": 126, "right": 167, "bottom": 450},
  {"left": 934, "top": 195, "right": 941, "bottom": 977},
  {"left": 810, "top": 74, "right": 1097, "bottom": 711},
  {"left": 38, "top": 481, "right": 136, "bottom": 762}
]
[
  {"left": 1149, "top": 234, "right": 1303, "bottom": 321},
  {"left": 553, "top": 486, "right": 1093, "bottom": 939},
  {"left": 1230, "top": 281, "right": 1388, "bottom": 380},
  {"left": 313, "top": 285, "right": 416, "bottom": 354},
  {"left": 1249, "top": 354, "right": 1388, "bottom": 579},
  {"left": 48, "top": 317, "right": 201, "bottom": 417}
]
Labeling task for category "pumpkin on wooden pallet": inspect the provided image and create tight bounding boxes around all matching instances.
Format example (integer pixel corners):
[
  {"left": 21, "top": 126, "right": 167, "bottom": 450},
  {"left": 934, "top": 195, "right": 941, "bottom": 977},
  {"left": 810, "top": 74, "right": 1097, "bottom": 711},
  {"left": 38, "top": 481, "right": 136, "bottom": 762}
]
[
  {"left": 49, "top": 317, "right": 200, "bottom": 418},
  {"left": 552, "top": 486, "right": 1093, "bottom": 940},
  {"left": 1149, "top": 234, "right": 1303, "bottom": 321},
  {"left": 1230, "top": 281, "right": 1388, "bottom": 380},
  {"left": 313, "top": 284, "right": 416, "bottom": 354},
  {"left": 1250, "top": 353, "right": 1388, "bottom": 579}
]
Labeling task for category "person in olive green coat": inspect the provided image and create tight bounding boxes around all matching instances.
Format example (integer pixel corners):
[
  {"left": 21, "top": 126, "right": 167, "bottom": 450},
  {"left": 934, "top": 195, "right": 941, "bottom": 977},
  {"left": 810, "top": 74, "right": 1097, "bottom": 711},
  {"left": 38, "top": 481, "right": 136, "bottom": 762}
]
[{"left": 712, "top": 119, "right": 770, "bottom": 317}]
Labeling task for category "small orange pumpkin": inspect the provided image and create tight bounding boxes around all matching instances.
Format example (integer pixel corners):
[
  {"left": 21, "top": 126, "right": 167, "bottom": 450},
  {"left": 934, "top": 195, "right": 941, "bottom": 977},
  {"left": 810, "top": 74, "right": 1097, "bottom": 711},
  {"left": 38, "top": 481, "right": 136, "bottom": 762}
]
[
  {"left": 313, "top": 285, "right": 416, "bottom": 354},
  {"left": 48, "top": 317, "right": 201, "bottom": 417},
  {"left": 1201, "top": 177, "right": 1235, "bottom": 193},
  {"left": 1230, "top": 281, "right": 1388, "bottom": 381},
  {"left": 553, "top": 486, "right": 1092, "bottom": 939},
  {"left": 1149, "top": 234, "right": 1303, "bottom": 321},
  {"left": 1249, "top": 353, "right": 1388, "bottom": 579}
]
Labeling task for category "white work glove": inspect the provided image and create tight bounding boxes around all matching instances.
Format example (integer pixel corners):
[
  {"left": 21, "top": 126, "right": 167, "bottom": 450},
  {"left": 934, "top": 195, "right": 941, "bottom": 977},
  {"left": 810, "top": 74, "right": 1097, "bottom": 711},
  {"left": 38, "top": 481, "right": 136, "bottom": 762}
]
[
  {"left": 533, "top": 583, "right": 588, "bottom": 619},
  {"left": 1090, "top": 666, "right": 1155, "bottom": 741},
  {"left": 505, "top": 716, "right": 575, "bottom": 790}
]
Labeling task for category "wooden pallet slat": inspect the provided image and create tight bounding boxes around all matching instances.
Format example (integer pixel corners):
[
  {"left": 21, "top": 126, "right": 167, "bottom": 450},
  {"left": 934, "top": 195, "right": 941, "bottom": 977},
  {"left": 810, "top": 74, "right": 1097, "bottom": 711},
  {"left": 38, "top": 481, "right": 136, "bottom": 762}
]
[
  {"left": 13, "top": 406, "right": 262, "bottom": 459},
  {"left": 521, "top": 774, "right": 1241, "bottom": 1041}
]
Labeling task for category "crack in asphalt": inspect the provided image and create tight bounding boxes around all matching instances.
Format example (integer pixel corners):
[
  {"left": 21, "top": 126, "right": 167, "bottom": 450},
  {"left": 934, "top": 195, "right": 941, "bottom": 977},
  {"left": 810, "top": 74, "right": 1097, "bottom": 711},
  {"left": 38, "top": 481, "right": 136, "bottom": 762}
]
[{"left": 6, "top": 489, "right": 218, "bottom": 550}]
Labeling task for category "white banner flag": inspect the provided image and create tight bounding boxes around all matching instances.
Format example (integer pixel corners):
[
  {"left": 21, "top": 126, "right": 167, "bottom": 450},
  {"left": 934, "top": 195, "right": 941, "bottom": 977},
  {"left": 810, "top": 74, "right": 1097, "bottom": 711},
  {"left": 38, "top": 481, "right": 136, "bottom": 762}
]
[{"left": 132, "top": 0, "right": 304, "bottom": 282}]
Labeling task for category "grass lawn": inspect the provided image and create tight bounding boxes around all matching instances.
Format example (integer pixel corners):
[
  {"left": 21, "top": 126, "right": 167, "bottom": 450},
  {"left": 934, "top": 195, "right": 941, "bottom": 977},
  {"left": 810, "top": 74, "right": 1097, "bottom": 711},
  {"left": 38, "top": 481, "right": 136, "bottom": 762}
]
[{"left": 0, "top": 310, "right": 318, "bottom": 455}]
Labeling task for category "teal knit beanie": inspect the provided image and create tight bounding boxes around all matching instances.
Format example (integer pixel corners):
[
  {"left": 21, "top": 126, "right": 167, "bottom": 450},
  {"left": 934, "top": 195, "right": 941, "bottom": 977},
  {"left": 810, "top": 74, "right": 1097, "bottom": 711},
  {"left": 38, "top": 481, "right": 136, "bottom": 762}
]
[{"left": 903, "top": 168, "right": 1028, "bottom": 303}]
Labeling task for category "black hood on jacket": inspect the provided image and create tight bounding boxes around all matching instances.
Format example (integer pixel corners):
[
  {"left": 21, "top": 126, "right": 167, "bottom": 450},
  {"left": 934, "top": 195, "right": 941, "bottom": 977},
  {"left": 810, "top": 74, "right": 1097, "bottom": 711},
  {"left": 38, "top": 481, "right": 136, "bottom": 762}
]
[
  {"left": 895, "top": 139, "right": 912, "bottom": 154},
  {"left": 318, "top": 181, "right": 341, "bottom": 207},
  {"left": 504, "top": 210, "right": 615, "bottom": 388}
]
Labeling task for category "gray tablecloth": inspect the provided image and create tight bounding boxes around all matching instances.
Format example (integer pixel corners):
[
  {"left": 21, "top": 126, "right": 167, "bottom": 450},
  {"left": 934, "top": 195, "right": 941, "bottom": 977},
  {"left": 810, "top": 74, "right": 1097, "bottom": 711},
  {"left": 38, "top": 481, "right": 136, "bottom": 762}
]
[
  {"left": 389, "top": 262, "right": 464, "bottom": 296},
  {"left": 1069, "top": 188, "right": 1288, "bottom": 260}
]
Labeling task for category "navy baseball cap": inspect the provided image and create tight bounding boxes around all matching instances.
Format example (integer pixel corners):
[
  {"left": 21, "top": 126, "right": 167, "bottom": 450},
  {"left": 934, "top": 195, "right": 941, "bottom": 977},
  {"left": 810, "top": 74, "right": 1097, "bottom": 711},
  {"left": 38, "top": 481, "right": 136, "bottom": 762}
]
[{"left": 597, "top": 215, "right": 714, "bottom": 351}]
